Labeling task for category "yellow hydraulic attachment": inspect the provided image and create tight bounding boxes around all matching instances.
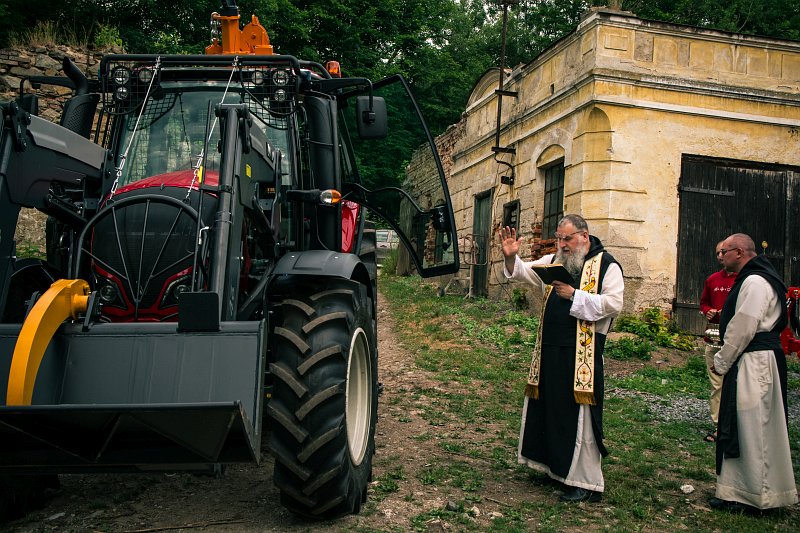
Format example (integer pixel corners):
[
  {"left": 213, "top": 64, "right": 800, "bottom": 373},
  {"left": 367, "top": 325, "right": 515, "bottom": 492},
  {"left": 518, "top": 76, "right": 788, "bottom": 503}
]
[
  {"left": 205, "top": 11, "right": 274, "bottom": 55},
  {"left": 6, "top": 278, "right": 89, "bottom": 406}
]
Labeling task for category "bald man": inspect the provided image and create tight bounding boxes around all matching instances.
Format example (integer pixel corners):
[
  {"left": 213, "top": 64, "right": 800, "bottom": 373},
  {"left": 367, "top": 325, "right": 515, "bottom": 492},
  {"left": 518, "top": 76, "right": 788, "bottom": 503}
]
[{"left": 710, "top": 233, "right": 798, "bottom": 512}]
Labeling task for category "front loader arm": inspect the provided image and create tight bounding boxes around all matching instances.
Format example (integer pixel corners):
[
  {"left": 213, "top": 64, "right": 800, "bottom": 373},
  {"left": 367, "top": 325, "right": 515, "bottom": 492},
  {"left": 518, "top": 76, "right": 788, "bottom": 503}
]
[{"left": 6, "top": 278, "right": 88, "bottom": 405}]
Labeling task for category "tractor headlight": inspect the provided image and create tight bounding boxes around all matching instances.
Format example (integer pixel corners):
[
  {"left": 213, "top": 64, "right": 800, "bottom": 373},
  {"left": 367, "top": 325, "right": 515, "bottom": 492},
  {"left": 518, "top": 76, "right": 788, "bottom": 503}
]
[
  {"left": 162, "top": 275, "right": 192, "bottom": 307},
  {"left": 99, "top": 283, "right": 118, "bottom": 304},
  {"left": 172, "top": 283, "right": 190, "bottom": 299},
  {"left": 252, "top": 70, "right": 266, "bottom": 85},
  {"left": 111, "top": 66, "right": 131, "bottom": 85},
  {"left": 272, "top": 69, "right": 290, "bottom": 86},
  {"left": 114, "top": 85, "right": 130, "bottom": 101},
  {"left": 137, "top": 68, "right": 154, "bottom": 84}
]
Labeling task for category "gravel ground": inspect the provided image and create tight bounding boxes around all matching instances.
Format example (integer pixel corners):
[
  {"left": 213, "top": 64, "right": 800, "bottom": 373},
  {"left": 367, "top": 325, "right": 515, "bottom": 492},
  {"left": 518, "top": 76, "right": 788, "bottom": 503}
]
[{"left": 608, "top": 369, "right": 800, "bottom": 426}]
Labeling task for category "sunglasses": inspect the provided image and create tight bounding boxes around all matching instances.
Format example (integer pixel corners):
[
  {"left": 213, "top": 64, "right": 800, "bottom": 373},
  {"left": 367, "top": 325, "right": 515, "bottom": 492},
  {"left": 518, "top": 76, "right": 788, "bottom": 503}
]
[{"left": 716, "top": 248, "right": 740, "bottom": 256}]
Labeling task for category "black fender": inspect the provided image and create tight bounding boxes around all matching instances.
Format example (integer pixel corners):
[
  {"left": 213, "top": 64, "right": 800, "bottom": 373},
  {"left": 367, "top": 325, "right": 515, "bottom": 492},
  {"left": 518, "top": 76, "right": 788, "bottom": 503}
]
[{"left": 272, "top": 250, "right": 373, "bottom": 302}]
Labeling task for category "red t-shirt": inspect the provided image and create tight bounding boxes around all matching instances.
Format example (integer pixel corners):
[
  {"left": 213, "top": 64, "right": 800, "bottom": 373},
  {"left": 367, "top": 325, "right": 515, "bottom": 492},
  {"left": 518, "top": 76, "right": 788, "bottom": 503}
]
[{"left": 699, "top": 269, "right": 737, "bottom": 324}]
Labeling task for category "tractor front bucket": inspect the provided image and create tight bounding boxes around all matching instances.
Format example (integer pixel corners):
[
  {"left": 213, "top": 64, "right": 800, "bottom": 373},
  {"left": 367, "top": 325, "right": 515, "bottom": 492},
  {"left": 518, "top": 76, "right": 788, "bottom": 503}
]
[{"left": 0, "top": 321, "right": 266, "bottom": 472}]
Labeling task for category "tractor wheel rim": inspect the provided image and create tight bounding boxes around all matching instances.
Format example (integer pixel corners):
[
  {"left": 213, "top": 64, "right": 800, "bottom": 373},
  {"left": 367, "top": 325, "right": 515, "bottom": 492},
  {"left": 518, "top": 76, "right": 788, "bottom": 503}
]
[{"left": 345, "top": 327, "right": 371, "bottom": 465}]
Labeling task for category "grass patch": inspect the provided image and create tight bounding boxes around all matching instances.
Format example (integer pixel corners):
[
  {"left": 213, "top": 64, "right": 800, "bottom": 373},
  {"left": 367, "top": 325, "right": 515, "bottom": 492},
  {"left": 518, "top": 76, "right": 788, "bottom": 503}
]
[
  {"left": 9, "top": 20, "right": 88, "bottom": 48},
  {"left": 416, "top": 460, "right": 483, "bottom": 492},
  {"left": 606, "top": 336, "right": 653, "bottom": 360},
  {"left": 379, "top": 247, "right": 399, "bottom": 277},
  {"left": 614, "top": 354, "right": 709, "bottom": 396},
  {"left": 379, "top": 274, "right": 800, "bottom": 532},
  {"left": 8, "top": 19, "right": 123, "bottom": 50},
  {"left": 373, "top": 466, "right": 405, "bottom": 496},
  {"left": 16, "top": 240, "right": 45, "bottom": 260}
]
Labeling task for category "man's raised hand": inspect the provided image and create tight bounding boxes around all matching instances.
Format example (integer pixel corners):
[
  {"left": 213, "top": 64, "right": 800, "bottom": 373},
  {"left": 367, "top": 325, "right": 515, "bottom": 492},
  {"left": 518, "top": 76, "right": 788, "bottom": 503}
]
[{"left": 499, "top": 226, "right": 522, "bottom": 258}]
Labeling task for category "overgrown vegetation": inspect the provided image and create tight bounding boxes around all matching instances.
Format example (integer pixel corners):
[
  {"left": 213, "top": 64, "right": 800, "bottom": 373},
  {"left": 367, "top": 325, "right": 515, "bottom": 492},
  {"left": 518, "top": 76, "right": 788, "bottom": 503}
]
[
  {"left": 375, "top": 274, "right": 799, "bottom": 532},
  {"left": 615, "top": 307, "right": 696, "bottom": 351},
  {"left": 9, "top": 20, "right": 87, "bottom": 48},
  {"left": 605, "top": 336, "right": 653, "bottom": 360},
  {"left": 8, "top": 19, "right": 122, "bottom": 50},
  {"left": 15, "top": 241, "right": 45, "bottom": 260},
  {"left": 378, "top": 247, "right": 399, "bottom": 278},
  {"left": 510, "top": 287, "right": 528, "bottom": 310}
]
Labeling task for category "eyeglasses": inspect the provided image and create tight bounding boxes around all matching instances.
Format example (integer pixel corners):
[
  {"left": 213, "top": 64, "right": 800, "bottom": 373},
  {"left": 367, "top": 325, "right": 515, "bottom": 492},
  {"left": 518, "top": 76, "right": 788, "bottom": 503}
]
[
  {"left": 717, "top": 248, "right": 740, "bottom": 256},
  {"left": 554, "top": 230, "right": 584, "bottom": 243}
]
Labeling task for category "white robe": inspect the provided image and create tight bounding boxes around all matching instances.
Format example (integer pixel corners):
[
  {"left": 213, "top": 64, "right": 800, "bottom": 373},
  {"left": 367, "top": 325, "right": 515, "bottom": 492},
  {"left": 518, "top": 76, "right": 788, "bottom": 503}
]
[
  {"left": 506, "top": 253, "right": 624, "bottom": 491},
  {"left": 714, "top": 275, "right": 799, "bottom": 509}
]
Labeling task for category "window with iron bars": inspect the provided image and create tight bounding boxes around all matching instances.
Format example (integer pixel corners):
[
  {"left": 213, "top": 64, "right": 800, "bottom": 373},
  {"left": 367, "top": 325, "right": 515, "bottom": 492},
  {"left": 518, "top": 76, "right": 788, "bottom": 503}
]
[{"left": 541, "top": 160, "right": 564, "bottom": 240}]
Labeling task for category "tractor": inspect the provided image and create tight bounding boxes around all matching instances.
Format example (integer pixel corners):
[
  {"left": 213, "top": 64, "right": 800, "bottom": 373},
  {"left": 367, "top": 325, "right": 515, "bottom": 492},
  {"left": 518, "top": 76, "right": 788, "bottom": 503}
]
[{"left": 0, "top": 0, "right": 458, "bottom": 520}]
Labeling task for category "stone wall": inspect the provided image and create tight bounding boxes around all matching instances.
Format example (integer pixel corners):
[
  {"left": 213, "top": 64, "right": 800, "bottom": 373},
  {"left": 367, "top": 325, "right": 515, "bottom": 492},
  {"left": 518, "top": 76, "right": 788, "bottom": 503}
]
[{"left": 1, "top": 44, "right": 104, "bottom": 255}]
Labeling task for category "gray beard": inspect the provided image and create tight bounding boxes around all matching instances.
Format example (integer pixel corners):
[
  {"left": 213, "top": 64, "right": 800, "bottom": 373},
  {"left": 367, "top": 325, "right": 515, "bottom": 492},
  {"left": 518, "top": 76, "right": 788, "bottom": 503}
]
[{"left": 555, "top": 248, "right": 587, "bottom": 279}]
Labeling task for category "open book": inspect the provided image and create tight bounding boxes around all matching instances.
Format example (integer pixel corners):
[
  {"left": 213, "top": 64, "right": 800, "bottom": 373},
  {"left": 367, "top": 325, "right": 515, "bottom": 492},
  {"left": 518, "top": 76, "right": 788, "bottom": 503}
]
[{"left": 531, "top": 263, "right": 574, "bottom": 285}]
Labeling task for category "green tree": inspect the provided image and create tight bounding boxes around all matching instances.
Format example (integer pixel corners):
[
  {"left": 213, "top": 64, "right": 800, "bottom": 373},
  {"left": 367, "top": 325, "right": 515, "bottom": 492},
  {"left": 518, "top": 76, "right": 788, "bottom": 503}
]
[
  {"left": 1, "top": 0, "right": 798, "bottom": 136},
  {"left": 625, "top": 0, "right": 800, "bottom": 41}
]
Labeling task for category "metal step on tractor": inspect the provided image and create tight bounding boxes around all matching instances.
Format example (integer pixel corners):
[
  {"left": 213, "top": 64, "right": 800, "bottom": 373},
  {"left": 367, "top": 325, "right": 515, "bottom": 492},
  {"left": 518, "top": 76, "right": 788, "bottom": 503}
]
[{"left": 0, "top": 0, "right": 459, "bottom": 521}]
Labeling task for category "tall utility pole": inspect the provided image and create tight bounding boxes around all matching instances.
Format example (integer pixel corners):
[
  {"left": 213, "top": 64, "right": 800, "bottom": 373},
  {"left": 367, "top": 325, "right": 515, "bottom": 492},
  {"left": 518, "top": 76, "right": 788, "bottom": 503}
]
[{"left": 492, "top": 0, "right": 518, "bottom": 184}]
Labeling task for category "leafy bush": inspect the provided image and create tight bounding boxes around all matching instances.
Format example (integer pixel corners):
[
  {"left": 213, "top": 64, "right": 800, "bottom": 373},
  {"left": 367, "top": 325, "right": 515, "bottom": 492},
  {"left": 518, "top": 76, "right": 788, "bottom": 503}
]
[
  {"left": 150, "top": 30, "right": 196, "bottom": 54},
  {"left": 615, "top": 307, "right": 695, "bottom": 351},
  {"left": 511, "top": 287, "right": 528, "bottom": 310},
  {"left": 379, "top": 247, "right": 399, "bottom": 276},
  {"left": 93, "top": 23, "right": 122, "bottom": 49},
  {"left": 605, "top": 337, "right": 653, "bottom": 361}
]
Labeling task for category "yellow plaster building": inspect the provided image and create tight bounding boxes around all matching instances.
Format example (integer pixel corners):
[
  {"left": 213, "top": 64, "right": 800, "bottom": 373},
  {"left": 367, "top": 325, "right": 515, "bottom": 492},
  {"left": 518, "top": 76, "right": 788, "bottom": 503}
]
[{"left": 441, "top": 8, "right": 800, "bottom": 331}]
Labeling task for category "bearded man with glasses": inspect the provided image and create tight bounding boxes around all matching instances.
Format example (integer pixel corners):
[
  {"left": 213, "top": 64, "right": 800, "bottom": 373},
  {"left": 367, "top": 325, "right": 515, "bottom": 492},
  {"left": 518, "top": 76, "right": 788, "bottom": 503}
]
[{"left": 498, "top": 214, "right": 623, "bottom": 503}]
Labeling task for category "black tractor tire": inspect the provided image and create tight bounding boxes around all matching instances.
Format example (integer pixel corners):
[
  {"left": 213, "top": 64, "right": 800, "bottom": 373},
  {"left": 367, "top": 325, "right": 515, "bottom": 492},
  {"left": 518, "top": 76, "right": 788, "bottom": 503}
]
[{"left": 267, "top": 277, "right": 378, "bottom": 519}]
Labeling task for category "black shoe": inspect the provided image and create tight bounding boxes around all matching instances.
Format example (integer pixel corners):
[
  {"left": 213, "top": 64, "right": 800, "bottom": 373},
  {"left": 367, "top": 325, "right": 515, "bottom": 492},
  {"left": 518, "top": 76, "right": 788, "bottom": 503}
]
[
  {"left": 531, "top": 474, "right": 562, "bottom": 488},
  {"left": 709, "top": 497, "right": 761, "bottom": 515},
  {"left": 559, "top": 486, "right": 601, "bottom": 503}
]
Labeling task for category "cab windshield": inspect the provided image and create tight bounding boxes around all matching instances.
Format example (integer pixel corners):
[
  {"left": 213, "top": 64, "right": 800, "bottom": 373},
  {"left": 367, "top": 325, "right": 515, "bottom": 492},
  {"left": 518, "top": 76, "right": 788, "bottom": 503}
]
[{"left": 114, "top": 83, "right": 291, "bottom": 187}]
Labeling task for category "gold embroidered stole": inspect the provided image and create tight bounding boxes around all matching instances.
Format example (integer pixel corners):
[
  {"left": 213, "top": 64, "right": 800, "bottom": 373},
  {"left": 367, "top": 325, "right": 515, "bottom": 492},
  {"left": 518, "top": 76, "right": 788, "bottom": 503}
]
[{"left": 525, "top": 253, "right": 603, "bottom": 405}]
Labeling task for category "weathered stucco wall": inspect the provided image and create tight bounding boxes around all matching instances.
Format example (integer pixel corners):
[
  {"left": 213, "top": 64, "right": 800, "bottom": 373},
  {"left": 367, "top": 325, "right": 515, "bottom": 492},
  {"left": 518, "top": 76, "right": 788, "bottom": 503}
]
[{"left": 441, "top": 7, "right": 800, "bottom": 313}]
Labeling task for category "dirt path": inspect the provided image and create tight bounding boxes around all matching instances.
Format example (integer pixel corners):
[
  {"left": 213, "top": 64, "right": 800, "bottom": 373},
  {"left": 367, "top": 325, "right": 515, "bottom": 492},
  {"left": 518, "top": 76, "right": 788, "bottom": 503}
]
[{"left": 7, "top": 291, "right": 534, "bottom": 532}]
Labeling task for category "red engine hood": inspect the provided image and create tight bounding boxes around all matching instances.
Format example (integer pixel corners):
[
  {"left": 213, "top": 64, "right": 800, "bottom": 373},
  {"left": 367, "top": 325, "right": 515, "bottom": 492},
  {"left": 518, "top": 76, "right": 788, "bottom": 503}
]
[{"left": 114, "top": 169, "right": 220, "bottom": 195}]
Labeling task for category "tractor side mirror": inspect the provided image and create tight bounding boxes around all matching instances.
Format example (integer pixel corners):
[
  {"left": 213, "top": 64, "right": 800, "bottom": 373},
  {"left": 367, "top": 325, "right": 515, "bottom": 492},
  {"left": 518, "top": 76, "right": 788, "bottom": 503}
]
[
  {"left": 356, "top": 96, "right": 387, "bottom": 139},
  {"left": 18, "top": 94, "right": 38, "bottom": 116}
]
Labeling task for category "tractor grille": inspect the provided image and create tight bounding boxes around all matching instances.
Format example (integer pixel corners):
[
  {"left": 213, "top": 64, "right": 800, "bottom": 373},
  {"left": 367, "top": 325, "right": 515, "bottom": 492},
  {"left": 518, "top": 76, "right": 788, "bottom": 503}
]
[{"left": 89, "top": 188, "right": 213, "bottom": 320}]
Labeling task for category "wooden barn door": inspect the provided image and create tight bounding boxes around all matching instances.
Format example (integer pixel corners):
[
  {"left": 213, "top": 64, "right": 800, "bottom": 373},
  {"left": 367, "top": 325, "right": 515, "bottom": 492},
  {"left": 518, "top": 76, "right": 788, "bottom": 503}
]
[{"left": 675, "top": 156, "right": 800, "bottom": 334}]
